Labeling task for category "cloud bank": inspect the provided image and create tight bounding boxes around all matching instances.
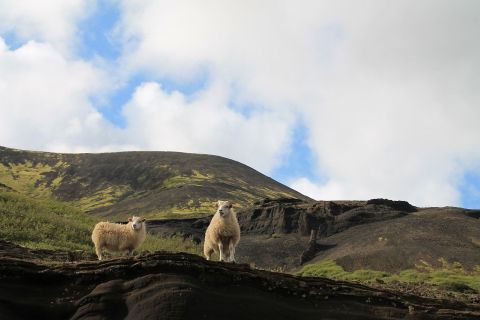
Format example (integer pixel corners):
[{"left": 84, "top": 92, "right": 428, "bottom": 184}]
[{"left": 1, "top": 0, "right": 480, "bottom": 206}]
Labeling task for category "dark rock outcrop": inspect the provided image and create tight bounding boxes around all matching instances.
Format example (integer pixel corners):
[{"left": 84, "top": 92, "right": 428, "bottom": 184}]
[
  {"left": 149, "top": 199, "right": 395, "bottom": 269},
  {"left": 147, "top": 198, "right": 480, "bottom": 273},
  {"left": 140, "top": 198, "right": 416, "bottom": 244},
  {"left": 236, "top": 199, "right": 364, "bottom": 236},
  {"left": 0, "top": 241, "right": 479, "bottom": 320},
  {"left": 366, "top": 198, "right": 417, "bottom": 213},
  {"left": 0, "top": 240, "right": 95, "bottom": 262}
]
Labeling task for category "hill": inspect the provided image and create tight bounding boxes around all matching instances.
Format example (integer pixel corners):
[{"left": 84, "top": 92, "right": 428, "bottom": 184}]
[
  {"left": 0, "top": 146, "right": 310, "bottom": 219},
  {"left": 1, "top": 241, "right": 479, "bottom": 320},
  {"left": 305, "top": 206, "right": 480, "bottom": 273},
  {"left": 148, "top": 198, "right": 480, "bottom": 275}
]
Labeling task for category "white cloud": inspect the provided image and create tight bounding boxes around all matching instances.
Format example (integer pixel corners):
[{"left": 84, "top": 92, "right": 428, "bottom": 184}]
[
  {"left": 298, "top": 0, "right": 480, "bottom": 206},
  {"left": 116, "top": 0, "right": 335, "bottom": 109},
  {"left": 0, "top": 0, "right": 93, "bottom": 52},
  {"left": 290, "top": 177, "right": 346, "bottom": 201},
  {"left": 0, "top": 37, "right": 128, "bottom": 152},
  {"left": 1, "top": 1, "right": 480, "bottom": 206},
  {"left": 122, "top": 81, "right": 294, "bottom": 172},
  {"left": 115, "top": 0, "right": 480, "bottom": 206}
]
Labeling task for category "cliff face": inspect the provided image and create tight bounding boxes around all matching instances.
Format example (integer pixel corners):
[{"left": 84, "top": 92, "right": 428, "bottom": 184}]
[
  {"left": 1, "top": 241, "right": 479, "bottom": 320},
  {"left": 236, "top": 198, "right": 415, "bottom": 236},
  {"left": 148, "top": 198, "right": 480, "bottom": 272},
  {"left": 149, "top": 198, "right": 414, "bottom": 238}
]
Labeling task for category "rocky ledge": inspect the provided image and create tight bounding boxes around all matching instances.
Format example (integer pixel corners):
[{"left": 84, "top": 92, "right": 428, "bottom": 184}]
[
  {"left": 0, "top": 242, "right": 479, "bottom": 320},
  {"left": 148, "top": 198, "right": 480, "bottom": 272}
]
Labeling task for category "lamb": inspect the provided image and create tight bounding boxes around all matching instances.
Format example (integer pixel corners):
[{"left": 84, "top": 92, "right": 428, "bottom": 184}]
[
  {"left": 91, "top": 216, "right": 147, "bottom": 260},
  {"left": 203, "top": 200, "right": 240, "bottom": 262}
]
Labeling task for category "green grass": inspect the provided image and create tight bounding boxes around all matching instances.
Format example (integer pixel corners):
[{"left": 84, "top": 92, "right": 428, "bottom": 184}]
[
  {"left": 73, "top": 185, "right": 132, "bottom": 212},
  {"left": 100, "top": 234, "right": 203, "bottom": 259},
  {"left": 298, "top": 259, "right": 480, "bottom": 294},
  {"left": 0, "top": 191, "right": 98, "bottom": 251},
  {"left": 141, "top": 234, "right": 202, "bottom": 256},
  {"left": 0, "top": 161, "right": 56, "bottom": 198},
  {"left": 298, "top": 260, "right": 389, "bottom": 282},
  {"left": 390, "top": 259, "right": 480, "bottom": 293},
  {"left": 0, "top": 191, "right": 203, "bottom": 256},
  {"left": 162, "top": 170, "right": 213, "bottom": 188},
  {"left": 149, "top": 199, "right": 215, "bottom": 219}
]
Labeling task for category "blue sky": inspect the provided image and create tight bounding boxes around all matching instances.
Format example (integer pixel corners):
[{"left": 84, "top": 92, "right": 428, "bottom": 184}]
[
  {"left": 78, "top": 0, "right": 121, "bottom": 60},
  {"left": 0, "top": 0, "right": 479, "bottom": 208},
  {"left": 460, "top": 172, "right": 480, "bottom": 209}
]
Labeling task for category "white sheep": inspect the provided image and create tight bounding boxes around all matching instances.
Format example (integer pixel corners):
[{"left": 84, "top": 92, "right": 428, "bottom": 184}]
[
  {"left": 204, "top": 200, "right": 240, "bottom": 262},
  {"left": 91, "top": 216, "right": 147, "bottom": 260}
]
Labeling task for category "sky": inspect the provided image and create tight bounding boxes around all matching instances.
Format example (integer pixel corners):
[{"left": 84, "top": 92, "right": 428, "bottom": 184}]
[{"left": 0, "top": 0, "right": 479, "bottom": 208}]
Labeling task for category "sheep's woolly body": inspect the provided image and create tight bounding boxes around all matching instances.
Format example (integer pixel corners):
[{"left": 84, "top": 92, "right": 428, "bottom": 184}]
[
  {"left": 204, "top": 202, "right": 240, "bottom": 262},
  {"left": 205, "top": 213, "right": 240, "bottom": 245},
  {"left": 91, "top": 220, "right": 146, "bottom": 260}
]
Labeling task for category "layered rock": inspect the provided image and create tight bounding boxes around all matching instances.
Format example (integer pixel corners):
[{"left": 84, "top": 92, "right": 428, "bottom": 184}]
[
  {"left": 0, "top": 241, "right": 478, "bottom": 320},
  {"left": 149, "top": 198, "right": 423, "bottom": 268},
  {"left": 147, "top": 198, "right": 480, "bottom": 273}
]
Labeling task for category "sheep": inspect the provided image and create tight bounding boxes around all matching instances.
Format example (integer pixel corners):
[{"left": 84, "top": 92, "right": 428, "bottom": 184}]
[
  {"left": 91, "top": 216, "right": 147, "bottom": 260},
  {"left": 204, "top": 200, "right": 240, "bottom": 262}
]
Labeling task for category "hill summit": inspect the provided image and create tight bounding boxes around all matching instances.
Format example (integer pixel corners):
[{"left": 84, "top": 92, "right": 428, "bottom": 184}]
[{"left": 0, "top": 146, "right": 310, "bottom": 218}]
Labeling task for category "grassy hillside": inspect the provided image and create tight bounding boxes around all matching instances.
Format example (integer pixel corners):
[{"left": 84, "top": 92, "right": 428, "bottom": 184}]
[
  {"left": 0, "top": 146, "right": 310, "bottom": 219},
  {"left": 0, "top": 191, "right": 202, "bottom": 255},
  {"left": 0, "top": 191, "right": 96, "bottom": 251}
]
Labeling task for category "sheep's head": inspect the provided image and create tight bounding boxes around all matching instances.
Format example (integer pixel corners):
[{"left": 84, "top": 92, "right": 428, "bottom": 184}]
[
  {"left": 128, "top": 216, "right": 146, "bottom": 231},
  {"left": 216, "top": 200, "right": 233, "bottom": 217}
]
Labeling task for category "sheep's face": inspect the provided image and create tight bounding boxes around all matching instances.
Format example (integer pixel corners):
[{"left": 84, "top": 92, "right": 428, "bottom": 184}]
[
  {"left": 217, "top": 200, "right": 233, "bottom": 217},
  {"left": 129, "top": 216, "right": 146, "bottom": 231}
]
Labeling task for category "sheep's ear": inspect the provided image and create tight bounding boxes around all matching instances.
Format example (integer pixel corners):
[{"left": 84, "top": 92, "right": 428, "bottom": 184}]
[
  {"left": 141, "top": 218, "right": 146, "bottom": 222},
  {"left": 215, "top": 201, "right": 220, "bottom": 208},
  {"left": 128, "top": 218, "right": 132, "bottom": 222},
  {"left": 228, "top": 203, "right": 233, "bottom": 209}
]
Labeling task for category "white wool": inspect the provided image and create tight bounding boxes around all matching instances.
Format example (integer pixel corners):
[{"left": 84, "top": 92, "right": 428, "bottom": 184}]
[
  {"left": 91, "top": 216, "right": 146, "bottom": 260},
  {"left": 204, "top": 200, "right": 241, "bottom": 262}
]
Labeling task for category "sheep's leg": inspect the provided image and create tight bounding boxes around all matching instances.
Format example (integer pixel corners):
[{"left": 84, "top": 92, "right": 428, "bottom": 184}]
[
  {"left": 218, "top": 242, "right": 224, "bottom": 262},
  {"left": 229, "top": 243, "right": 236, "bottom": 263},
  {"left": 204, "top": 248, "right": 213, "bottom": 261},
  {"left": 223, "top": 242, "right": 232, "bottom": 263},
  {"left": 95, "top": 245, "right": 103, "bottom": 261},
  {"left": 204, "top": 241, "right": 214, "bottom": 261}
]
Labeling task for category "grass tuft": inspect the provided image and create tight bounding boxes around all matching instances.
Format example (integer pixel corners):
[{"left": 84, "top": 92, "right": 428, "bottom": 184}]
[
  {"left": 0, "top": 191, "right": 97, "bottom": 251},
  {"left": 141, "top": 234, "right": 202, "bottom": 256},
  {"left": 298, "top": 259, "right": 480, "bottom": 293}
]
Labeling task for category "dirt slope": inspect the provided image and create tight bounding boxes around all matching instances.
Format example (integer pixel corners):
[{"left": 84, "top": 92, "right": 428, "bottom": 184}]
[{"left": 310, "top": 206, "right": 480, "bottom": 272}]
